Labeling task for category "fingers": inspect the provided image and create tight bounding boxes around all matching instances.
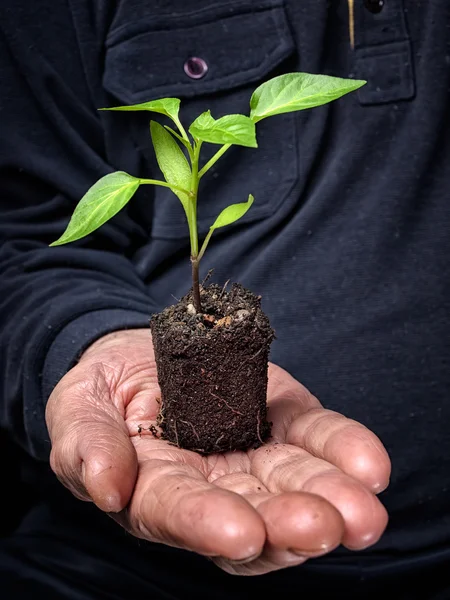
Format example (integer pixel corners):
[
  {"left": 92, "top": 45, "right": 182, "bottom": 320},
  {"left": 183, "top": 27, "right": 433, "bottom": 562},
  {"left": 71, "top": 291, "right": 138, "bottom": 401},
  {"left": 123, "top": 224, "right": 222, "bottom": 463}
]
[
  {"left": 301, "top": 470, "right": 388, "bottom": 550},
  {"left": 252, "top": 492, "right": 344, "bottom": 555},
  {"left": 215, "top": 474, "right": 342, "bottom": 555},
  {"left": 231, "top": 493, "right": 343, "bottom": 577},
  {"left": 251, "top": 444, "right": 388, "bottom": 550},
  {"left": 285, "top": 408, "right": 391, "bottom": 493},
  {"left": 266, "top": 364, "right": 391, "bottom": 494},
  {"left": 211, "top": 473, "right": 344, "bottom": 576},
  {"left": 116, "top": 459, "right": 265, "bottom": 561},
  {"left": 46, "top": 363, "right": 138, "bottom": 513}
]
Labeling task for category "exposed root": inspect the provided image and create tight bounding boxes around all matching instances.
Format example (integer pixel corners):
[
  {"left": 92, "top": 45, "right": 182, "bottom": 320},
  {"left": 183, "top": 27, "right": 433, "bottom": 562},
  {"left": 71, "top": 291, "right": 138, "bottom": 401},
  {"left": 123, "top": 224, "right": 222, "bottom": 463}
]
[
  {"left": 157, "top": 404, "right": 165, "bottom": 426},
  {"left": 234, "top": 334, "right": 273, "bottom": 375},
  {"left": 202, "top": 269, "right": 214, "bottom": 285},
  {"left": 256, "top": 412, "right": 264, "bottom": 445},
  {"left": 214, "top": 434, "right": 225, "bottom": 447},
  {"left": 210, "top": 390, "right": 243, "bottom": 416},
  {"left": 172, "top": 420, "right": 179, "bottom": 447},
  {"left": 250, "top": 346, "right": 265, "bottom": 361},
  {"left": 179, "top": 419, "right": 200, "bottom": 441},
  {"left": 219, "top": 279, "right": 230, "bottom": 299}
]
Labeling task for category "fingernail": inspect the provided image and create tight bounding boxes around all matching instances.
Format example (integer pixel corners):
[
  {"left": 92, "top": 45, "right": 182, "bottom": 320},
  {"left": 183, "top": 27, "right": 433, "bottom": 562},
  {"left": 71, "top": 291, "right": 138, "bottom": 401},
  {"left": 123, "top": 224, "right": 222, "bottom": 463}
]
[
  {"left": 227, "top": 552, "right": 261, "bottom": 565},
  {"left": 372, "top": 478, "right": 389, "bottom": 494},
  {"left": 103, "top": 492, "right": 123, "bottom": 513},
  {"left": 345, "top": 532, "right": 378, "bottom": 551},
  {"left": 289, "top": 543, "right": 331, "bottom": 557}
]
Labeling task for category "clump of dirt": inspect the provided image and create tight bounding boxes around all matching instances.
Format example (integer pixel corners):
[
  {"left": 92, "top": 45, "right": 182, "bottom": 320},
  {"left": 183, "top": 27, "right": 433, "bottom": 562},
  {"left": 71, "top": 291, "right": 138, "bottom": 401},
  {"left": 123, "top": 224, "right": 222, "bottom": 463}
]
[{"left": 150, "top": 283, "right": 274, "bottom": 454}]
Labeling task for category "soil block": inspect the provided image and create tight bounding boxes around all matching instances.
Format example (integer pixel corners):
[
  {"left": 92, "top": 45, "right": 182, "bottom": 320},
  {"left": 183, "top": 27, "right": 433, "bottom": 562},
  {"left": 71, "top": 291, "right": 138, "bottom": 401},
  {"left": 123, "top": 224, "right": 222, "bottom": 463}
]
[{"left": 150, "top": 283, "right": 275, "bottom": 454}]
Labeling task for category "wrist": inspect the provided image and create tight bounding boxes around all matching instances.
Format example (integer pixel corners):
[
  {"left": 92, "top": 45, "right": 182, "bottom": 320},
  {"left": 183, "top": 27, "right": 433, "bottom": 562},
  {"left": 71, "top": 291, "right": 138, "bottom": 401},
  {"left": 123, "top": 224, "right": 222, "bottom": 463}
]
[{"left": 79, "top": 328, "right": 153, "bottom": 363}]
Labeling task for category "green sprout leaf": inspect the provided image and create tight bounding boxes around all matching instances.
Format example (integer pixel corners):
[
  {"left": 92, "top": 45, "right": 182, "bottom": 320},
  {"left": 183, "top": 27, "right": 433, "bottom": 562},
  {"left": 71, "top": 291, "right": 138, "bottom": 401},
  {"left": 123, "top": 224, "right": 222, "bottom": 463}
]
[
  {"left": 50, "top": 70, "right": 366, "bottom": 314},
  {"left": 50, "top": 172, "right": 140, "bottom": 245},
  {"left": 189, "top": 111, "right": 257, "bottom": 148},
  {"left": 210, "top": 194, "right": 254, "bottom": 229},
  {"left": 150, "top": 121, "right": 191, "bottom": 212},
  {"left": 250, "top": 73, "right": 366, "bottom": 121},
  {"left": 100, "top": 98, "right": 181, "bottom": 123},
  {"left": 198, "top": 194, "right": 254, "bottom": 261}
]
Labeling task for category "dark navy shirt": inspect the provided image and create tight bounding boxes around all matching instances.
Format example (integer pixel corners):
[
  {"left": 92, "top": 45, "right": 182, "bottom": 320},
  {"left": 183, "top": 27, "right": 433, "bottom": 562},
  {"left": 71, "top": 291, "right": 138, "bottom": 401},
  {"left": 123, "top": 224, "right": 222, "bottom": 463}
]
[{"left": 1, "top": 0, "right": 450, "bottom": 595}]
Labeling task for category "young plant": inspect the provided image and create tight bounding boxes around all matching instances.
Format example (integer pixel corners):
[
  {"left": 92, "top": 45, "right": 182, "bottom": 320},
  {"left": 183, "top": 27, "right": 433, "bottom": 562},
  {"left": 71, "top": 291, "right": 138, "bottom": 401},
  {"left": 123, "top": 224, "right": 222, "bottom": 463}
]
[{"left": 51, "top": 72, "right": 365, "bottom": 311}]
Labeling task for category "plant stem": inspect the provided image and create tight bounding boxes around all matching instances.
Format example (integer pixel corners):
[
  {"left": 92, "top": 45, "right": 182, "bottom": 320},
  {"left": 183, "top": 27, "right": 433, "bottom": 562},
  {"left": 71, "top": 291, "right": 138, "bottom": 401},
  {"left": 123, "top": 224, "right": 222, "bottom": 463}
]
[
  {"left": 165, "top": 126, "right": 194, "bottom": 160},
  {"left": 139, "top": 178, "right": 191, "bottom": 196},
  {"left": 173, "top": 117, "right": 194, "bottom": 161},
  {"left": 174, "top": 117, "right": 190, "bottom": 143},
  {"left": 197, "top": 228, "right": 213, "bottom": 262},
  {"left": 189, "top": 143, "right": 201, "bottom": 256},
  {"left": 191, "top": 257, "right": 201, "bottom": 312},
  {"left": 198, "top": 143, "right": 231, "bottom": 179},
  {"left": 189, "top": 141, "right": 202, "bottom": 311}
]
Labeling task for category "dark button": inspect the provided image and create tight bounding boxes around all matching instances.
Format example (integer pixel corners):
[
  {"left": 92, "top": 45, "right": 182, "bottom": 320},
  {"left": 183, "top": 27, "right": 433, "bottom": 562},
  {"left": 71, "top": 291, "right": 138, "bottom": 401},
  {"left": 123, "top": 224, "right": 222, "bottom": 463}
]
[
  {"left": 364, "top": 0, "right": 384, "bottom": 14},
  {"left": 184, "top": 57, "right": 208, "bottom": 80}
]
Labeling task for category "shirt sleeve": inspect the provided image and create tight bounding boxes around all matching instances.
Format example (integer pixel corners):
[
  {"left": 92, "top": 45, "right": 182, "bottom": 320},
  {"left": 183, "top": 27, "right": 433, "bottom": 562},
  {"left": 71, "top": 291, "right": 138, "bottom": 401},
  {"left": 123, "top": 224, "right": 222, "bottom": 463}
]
[{"left": 0, "top": 20, "right": 155, "bottom": 461}]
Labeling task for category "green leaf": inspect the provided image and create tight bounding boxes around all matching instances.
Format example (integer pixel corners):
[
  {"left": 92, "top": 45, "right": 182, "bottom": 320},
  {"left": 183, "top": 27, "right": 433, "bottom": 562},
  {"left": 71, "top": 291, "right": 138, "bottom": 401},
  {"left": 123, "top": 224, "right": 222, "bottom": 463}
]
[
  {"left": 189, "top": 111, "right": 257, "bottom": 147},
  {"left": 50, "top": 172, "right": 140, "bottom": 245},
  {"left": 210, "top": 194, "right": 254, "bottom": 231},
  {"left": 198, "top": 194, "right": 255, "bottom": 261},
  {"left": 100, "top": 98, "right": 181, "bottom": 123},
  {"left": 250, "top": 73, "right": 366, "bottom": 121},
  {"left": 150, "top": 121, "right": 191, "bottom": 212}
]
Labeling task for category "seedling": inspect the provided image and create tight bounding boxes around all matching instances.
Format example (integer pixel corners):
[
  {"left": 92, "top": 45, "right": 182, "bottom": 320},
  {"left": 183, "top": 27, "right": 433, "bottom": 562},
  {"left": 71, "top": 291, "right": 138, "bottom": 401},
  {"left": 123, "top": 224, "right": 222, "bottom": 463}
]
[{"left": 50, "top": 72, "right": 365, "bottom": 312}]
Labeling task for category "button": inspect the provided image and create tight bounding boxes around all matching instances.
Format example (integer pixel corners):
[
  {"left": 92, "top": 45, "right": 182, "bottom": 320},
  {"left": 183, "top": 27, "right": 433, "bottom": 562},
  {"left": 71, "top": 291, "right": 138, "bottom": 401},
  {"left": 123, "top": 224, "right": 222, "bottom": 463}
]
[
  {"left": 364, "top": 0, "right": 384, "bottom": 14},
  {"left": 183, "top": 57, "right": 208, "bottom": 80}
]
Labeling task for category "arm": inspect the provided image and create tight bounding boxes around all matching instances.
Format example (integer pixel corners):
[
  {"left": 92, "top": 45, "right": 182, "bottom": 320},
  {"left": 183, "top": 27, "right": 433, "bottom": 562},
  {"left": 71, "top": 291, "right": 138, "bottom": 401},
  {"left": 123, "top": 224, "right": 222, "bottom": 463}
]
[{"left": 0, "top": 20, "right": 153, "bottom": 459}]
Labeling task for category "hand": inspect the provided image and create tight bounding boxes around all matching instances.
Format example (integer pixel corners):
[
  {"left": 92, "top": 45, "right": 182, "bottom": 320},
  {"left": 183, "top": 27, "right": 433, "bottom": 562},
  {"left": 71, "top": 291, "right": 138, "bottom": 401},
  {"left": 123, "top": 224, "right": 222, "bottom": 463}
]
[{"left": 46, "top": 329, "right": 390, "bottom": 576}]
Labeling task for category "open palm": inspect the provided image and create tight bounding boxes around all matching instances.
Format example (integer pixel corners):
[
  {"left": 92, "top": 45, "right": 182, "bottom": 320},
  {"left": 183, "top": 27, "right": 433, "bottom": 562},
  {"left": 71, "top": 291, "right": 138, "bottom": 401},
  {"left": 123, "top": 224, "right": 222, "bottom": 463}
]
[{"left": 46, "top": 329, "right": 390, "bottom": 576}]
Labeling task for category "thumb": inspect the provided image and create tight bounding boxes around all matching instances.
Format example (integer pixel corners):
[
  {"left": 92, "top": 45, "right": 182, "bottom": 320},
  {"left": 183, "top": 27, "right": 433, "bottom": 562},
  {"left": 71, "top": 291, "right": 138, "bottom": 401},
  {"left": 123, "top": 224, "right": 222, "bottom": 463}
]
[{"left": 46, "top": 362, "right": 137, "bottom": 513}]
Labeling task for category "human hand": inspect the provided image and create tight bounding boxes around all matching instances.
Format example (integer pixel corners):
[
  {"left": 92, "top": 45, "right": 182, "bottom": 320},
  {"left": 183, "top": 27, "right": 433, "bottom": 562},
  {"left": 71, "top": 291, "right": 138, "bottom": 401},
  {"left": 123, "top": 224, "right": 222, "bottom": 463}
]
[{"left": 46, "top": 329, "right": 390, "bottom": 576}]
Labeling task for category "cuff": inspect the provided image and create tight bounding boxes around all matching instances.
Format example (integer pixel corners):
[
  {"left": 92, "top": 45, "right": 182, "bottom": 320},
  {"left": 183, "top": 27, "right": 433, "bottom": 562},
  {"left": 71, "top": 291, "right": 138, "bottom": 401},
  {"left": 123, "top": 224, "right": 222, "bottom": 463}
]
[{"left": 42, "top": 308, "right": 151, "bottom": 401}]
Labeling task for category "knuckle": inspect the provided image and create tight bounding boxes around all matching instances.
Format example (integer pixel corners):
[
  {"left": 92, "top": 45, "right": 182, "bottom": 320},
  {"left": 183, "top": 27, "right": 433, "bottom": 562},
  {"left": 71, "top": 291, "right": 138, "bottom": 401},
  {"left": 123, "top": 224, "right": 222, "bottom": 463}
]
[
  {"left": 49, "top": 446, "right": 61, "bottom": 477},
  {"left": 49, "top": 434, "right": 78, "bottom": 479},
  {"left": 135, "top": 517, "right": 159, "bottom": 542},
  {"left": 123, "top": 498, "right": 161, "bottom": 543},
  {"left": 49, "top": 440, "right": 86, "bottom": 497}
]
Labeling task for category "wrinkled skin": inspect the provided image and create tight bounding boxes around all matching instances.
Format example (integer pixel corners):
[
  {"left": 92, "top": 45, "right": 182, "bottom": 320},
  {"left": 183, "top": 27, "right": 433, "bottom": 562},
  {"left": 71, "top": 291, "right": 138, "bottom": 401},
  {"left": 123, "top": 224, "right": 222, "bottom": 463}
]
[{"left": 46, "top": 329, "right": 390, "bottom": 576}]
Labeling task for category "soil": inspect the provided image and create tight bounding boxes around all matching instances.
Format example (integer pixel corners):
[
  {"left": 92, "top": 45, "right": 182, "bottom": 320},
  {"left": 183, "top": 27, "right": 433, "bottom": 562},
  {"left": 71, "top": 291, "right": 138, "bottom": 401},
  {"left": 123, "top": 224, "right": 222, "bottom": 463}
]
[{"left": 150, "top": 283, "right": 275, "bottom": 454}]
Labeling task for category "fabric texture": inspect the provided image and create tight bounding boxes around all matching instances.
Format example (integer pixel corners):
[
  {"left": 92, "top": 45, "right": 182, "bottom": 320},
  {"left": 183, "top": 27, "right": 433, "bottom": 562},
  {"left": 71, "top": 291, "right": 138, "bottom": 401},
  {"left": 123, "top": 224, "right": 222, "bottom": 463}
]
[{"left": 1, "top": 0, "right": 450, "bottom": 596}]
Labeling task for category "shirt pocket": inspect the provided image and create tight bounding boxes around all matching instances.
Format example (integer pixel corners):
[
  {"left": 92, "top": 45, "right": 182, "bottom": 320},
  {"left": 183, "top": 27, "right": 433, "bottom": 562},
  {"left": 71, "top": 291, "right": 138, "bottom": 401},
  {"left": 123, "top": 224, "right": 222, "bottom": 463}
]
[{"left": 103, "top": 0, "right": 298, "bottom": 240}]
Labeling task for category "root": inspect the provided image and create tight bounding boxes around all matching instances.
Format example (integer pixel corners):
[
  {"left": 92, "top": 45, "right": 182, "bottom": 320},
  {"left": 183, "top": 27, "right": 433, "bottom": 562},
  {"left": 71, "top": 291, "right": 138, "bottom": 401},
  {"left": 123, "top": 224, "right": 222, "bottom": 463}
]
[
  {"left": 219, "top": 279, "right": 230, "bottom": 299},
  {"left": 214, "top": 434, "right": 225, "bottom": 447},
  {"left": 250, "top": 346, "right": 264, "bottom": 361},
  {"left": 202, "top": 269, "right": 214, "bottom": 285},
  {"left": 172, "top": 420, "right": 179, "bottom": 447},
  {"left": 179, "top": 419, "right": 200, "bottom": 441},
  {"left": 256, "top": 412, "right": 264, "bottom": 445},
  {"left": 210, "top": 390, "right": 243, "bottom": 416},
  {"left": 157, "top": 402, "right": 165, "bottom": 426}
]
